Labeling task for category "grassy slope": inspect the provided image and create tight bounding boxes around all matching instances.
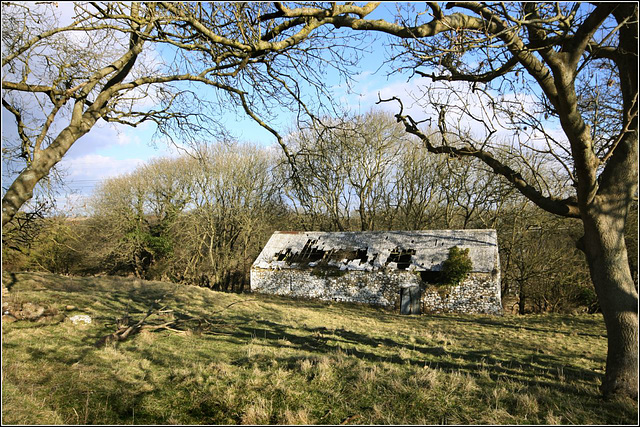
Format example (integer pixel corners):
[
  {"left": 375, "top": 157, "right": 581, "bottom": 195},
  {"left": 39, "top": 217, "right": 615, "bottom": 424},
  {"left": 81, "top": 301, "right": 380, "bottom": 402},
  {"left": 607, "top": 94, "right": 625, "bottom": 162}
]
[{"left": 1, "top": 271, "right": 637, "bottom": 425}]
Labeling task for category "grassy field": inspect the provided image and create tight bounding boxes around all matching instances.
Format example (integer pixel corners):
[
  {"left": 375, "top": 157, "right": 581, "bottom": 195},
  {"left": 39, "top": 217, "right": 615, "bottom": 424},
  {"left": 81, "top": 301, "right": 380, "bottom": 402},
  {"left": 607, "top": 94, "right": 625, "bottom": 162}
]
[{"left": 1, "top": 271, "right": 637, "bottom": 425}]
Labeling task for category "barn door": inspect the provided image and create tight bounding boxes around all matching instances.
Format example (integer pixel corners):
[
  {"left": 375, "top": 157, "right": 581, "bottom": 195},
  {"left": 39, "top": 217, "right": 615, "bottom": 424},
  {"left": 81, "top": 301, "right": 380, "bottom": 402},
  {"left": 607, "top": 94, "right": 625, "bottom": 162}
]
[{"left": 401, "top": 286, "right": 421, "bottom": 315}]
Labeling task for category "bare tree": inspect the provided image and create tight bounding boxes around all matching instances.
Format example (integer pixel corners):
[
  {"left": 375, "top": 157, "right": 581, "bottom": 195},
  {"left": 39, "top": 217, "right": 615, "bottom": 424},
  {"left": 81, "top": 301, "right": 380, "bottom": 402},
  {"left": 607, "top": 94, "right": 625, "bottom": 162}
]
[
  {"left": 283, "top": 110, "right": 526, "bottom": 234},
  {"left": 1, "top": 1, "right": 369, "bottom": 226},
  {"left": 88, "top": 170, "right": 159, "bottom": 277},
  {"left": 281, "top": 120, "right": 354, "bottom": 231},
  {"left": 281, "top": 110, "right": 408, "bottom": 231},
  {"left": 87, "top": 142, "right": 283, "bottom": 285},
  {"left": 498, "top": 202, "right": 594, "bottom": 315},
  {"left": 381, "top": 136, "right": 452, "bottom": 230},
  {"left": 173, "top": 142, "right": 284, "bottom": 289},
  {"left": 433, "top": 156, "right": 516, "bottom": 229},
  {"left": 345, "top": 111, "right": 406, "bottom": 231},
  {"left": 272, "top": 2, "right": 637, "bottom": 398}
]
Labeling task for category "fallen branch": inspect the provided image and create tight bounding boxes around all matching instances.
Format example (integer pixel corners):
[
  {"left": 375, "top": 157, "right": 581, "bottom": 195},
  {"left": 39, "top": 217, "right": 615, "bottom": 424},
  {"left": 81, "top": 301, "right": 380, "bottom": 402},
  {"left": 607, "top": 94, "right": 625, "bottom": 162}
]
[
  {"left": 95, "top": 301, "right": 166, "bottom": 347},
  {"left": 95, "top": 298, "right": 256, "bottom": 347}
]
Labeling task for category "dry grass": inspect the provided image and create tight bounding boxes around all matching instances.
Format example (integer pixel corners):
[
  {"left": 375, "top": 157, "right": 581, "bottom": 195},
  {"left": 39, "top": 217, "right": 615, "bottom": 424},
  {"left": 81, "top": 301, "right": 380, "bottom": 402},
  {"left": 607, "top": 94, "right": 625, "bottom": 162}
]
[{"left": 2, "top": 271, "right": 637, "bottom": 424}]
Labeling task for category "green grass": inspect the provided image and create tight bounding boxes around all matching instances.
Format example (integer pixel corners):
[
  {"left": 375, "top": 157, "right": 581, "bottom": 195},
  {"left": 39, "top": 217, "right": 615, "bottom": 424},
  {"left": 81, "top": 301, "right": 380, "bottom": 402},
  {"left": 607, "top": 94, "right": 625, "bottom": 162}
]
[{"left": 2, "top": 271, "right": 637, "bottom": 424}]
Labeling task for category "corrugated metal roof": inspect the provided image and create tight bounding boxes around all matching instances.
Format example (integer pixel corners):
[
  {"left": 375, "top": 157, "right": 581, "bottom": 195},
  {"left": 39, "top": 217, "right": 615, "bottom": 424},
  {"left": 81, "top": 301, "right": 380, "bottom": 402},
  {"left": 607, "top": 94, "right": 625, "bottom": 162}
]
[{"left": 252, "top": 230, "right": 499, "bottom": 273}]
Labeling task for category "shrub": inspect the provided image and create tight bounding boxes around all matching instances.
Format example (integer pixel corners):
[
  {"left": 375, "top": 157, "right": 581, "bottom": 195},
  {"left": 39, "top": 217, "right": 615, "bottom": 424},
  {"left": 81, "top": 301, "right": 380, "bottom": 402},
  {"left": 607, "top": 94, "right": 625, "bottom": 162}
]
[{"left": 440, "top": 246, "right": 473, "bottom": 285}]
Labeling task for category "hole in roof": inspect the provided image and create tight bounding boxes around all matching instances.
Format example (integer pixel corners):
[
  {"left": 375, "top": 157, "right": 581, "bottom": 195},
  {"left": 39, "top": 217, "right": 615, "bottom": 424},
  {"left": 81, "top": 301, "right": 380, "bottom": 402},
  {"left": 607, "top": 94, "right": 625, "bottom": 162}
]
[
  {"left": 274, "top": 240, "right": 369, "bottom": 266},
  {"left": 386, "top": 247, "right": 416, "bottom": 270}
]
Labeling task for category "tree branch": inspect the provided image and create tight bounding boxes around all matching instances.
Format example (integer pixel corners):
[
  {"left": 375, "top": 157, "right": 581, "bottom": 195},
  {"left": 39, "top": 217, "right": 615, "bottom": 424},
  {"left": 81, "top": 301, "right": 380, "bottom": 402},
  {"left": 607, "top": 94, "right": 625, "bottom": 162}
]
[
  {"left": 377, "top": 95, "right": 580, "bottom": 218},
  {"left": 1, "top": 99, "right": 32, "bottom": 162},
  {"left": 416, "top": 55, "right": 519, "bottom": 82}
]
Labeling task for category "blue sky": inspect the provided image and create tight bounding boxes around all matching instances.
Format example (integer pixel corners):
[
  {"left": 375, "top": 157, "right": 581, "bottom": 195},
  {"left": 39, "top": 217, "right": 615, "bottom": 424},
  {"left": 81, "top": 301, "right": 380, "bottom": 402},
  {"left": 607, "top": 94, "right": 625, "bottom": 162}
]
[{"left": 37, "top": 2, "right": 426, "bottom": 213}]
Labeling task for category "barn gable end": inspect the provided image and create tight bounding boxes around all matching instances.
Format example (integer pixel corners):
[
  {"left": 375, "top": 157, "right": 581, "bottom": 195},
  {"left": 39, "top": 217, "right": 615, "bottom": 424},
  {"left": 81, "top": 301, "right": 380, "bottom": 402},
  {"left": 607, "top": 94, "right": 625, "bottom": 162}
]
[{"left": 250, "top": 230, "right": 502, "bottom": 315}]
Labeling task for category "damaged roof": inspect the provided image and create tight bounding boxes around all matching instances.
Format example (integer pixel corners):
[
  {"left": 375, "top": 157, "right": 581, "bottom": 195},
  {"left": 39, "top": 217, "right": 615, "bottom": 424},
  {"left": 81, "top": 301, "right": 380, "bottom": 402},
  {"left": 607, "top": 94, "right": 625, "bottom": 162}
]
[{"left": 252, "top": 230, "right": 499, "bottom": 273}]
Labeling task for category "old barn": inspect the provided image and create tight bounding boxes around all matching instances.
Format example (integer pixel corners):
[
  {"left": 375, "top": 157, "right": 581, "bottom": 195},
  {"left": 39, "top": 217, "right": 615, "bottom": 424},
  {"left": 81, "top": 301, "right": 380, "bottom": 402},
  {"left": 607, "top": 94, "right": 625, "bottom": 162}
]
[{"left": 250, "top": 230, "right": 502, "bottom": 315}]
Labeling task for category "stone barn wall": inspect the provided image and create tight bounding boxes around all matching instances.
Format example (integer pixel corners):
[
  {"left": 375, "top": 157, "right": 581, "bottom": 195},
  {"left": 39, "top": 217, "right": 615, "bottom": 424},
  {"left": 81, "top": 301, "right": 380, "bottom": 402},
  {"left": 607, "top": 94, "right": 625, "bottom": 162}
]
[
  {"left": 250, "top": 269, "right": 502, "bottom": 315},
  {"left": 250, "top": 269, "right": 420, "bottom": 307},
  {"left": 421, "top": 272, "right": 502, "bottom": 315}
]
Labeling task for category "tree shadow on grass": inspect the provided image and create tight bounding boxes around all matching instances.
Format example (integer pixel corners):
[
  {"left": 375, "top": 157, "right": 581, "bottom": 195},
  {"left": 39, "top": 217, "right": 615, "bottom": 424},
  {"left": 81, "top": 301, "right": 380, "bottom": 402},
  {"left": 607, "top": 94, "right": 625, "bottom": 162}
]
[
  {"left": 426, "top": 313, "right": 607, "bottom": 339},
  {"left": 222, "top": 315, "right": 604, "bottom": 397},
  {"left": 4, "top": 273, "right": 609, "bottom": 404}
]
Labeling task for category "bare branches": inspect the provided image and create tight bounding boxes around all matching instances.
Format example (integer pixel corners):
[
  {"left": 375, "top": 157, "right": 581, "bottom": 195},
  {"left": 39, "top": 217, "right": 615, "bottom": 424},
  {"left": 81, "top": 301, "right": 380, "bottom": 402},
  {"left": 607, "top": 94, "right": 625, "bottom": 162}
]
[
  {"left": 280, "top": 1, "right": 634, "bottom": 223},
  {"left": 1, "top": 2, "right": 366, "bottom": 224},
  {"left": 1, "top": 98, "right": 31, "bottom": 163},
  {"left": 1, "top": 6, "right": 94, "bottom": 67},
  {"left": 566, "top": 3, "right": 618, "bottom": 69},
  {"left": 377, "top": 95, "right": 580, "bottom": 218},
  {"left": 427, "top": 3, "right": 444, "bottom": 21},
  {"left": 416, "top": 55, "right": 518, "bottom": 82},
  {"left": 262, "top": 2, "right": 379, "bottom": 21},
  {"left": 598, "top": 93, "right": 638, "bottom": 165},
  {"left": 3, "top": 2, "right": 636, "bottom": 267}
]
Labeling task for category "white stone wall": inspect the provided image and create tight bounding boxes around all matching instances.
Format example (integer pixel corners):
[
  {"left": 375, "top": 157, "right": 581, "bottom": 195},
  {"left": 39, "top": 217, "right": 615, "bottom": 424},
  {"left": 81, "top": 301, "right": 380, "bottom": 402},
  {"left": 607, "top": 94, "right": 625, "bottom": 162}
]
[
  {"left": 421, "top": 273, "right": 502, "bottom": 315},
  {"left": 250, "top": 268, "right": 502, "bottom": 315}
]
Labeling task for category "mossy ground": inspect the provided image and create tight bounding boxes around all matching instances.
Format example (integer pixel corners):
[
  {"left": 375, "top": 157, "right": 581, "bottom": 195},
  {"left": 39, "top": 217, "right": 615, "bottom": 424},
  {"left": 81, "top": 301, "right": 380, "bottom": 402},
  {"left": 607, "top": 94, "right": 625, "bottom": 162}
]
[{"left": 2, "top": 271, "right": 637, "bottom": 424}]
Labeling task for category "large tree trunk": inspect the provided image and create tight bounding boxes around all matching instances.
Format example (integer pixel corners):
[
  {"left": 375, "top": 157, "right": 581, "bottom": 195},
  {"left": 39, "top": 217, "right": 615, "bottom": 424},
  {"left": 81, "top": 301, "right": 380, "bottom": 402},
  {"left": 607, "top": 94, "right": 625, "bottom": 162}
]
[
  {"left": 585, "top": 3, "right": 638, "bottom": 400},
  {"left": 581, "top": 203, "right": 638, "bottom": 399},
  {"left": 579, "top": 122, "right": 638, "bottom": 399}
]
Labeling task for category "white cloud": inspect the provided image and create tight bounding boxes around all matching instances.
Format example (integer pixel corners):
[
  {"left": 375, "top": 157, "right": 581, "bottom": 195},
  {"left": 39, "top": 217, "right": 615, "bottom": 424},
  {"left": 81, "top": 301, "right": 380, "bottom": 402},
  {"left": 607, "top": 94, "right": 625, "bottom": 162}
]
[
  {"left": 115, "top": 130, "right": 142, "bottom": 146},
  {"left": 339, "top": 75, "right": 437, "bottom": 119},
  {"left": 51, "top": 154, "right": 145, "bottom": 214},
  {"left": 59, "top": 154, "right": 144, "bottom": 182}
]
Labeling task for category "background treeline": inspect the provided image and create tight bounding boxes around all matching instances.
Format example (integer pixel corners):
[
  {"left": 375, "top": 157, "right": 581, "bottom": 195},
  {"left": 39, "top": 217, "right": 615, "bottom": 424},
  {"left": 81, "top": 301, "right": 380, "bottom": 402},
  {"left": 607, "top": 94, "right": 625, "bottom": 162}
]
[{"left": 3, "top": 111, "right": 637, "bottom": 314}]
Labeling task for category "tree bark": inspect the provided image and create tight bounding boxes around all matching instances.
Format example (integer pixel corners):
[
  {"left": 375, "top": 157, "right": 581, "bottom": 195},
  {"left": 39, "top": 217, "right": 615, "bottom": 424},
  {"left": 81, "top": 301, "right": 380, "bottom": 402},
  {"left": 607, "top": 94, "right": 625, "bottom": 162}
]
[
  {"left": 578, "top": 120, "right": 638, "bottom": 399},
  {"left": 518, "top": 285, "right": 526, "bottom": 315},
  {"left": 2, "top": 126, "right": 91, "bottom": 226},
  {"left": 581, "top": 201, "right": 638, "bottom": 399},
  {"left": 584, "top": 3, "right": 639, "bottom": 399}
]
